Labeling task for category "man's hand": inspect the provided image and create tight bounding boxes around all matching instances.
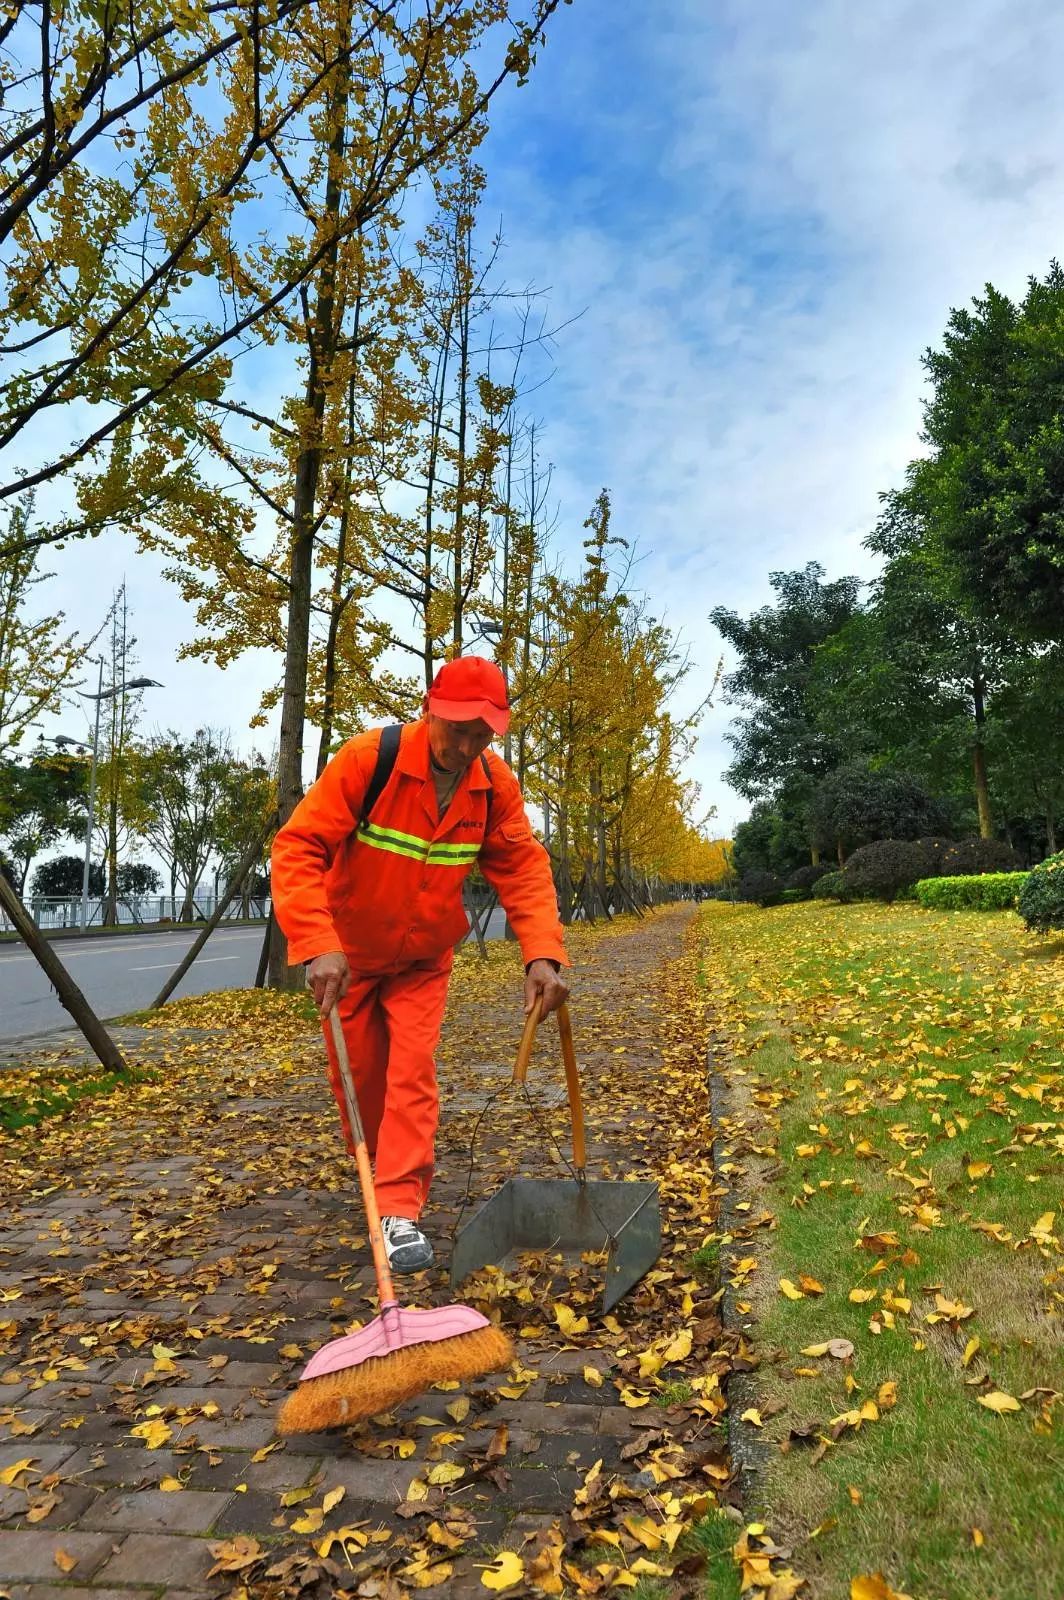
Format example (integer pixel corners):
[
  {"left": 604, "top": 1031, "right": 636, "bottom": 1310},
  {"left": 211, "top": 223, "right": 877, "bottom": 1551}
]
[
  {"left": 306, "top": 950, "right": 351, "bottom": 1018},
  {"left": 524, "top": 958, "right": 570, "bottom": 1018}
]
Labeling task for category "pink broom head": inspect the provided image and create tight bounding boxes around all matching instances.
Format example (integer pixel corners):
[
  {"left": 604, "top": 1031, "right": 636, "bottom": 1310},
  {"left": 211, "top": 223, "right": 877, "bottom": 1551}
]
[
  {"left": 276, "top": 1304, "right": 513, "bottom": 1434},
  {"left": 299, "top": 1301, "right": 493, "bottom": 1382}
]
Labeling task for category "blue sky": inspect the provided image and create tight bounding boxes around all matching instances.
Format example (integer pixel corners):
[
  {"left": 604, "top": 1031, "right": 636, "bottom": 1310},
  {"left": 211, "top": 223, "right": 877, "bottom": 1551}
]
[{"left": 33, "top": 0, "right": 1064, "bottom": 836}]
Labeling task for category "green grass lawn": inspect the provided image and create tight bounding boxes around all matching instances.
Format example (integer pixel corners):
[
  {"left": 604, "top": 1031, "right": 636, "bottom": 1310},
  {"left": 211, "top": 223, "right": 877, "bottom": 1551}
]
[{"left": 697, "top": 900, "right": 1063, "bottom": 1600}]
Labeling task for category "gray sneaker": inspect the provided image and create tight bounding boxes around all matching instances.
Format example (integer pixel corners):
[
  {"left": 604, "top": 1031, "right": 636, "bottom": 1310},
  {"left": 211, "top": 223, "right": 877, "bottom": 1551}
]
[{"left": 381, "top": 1216, "right": 434, "bottom": 1273}]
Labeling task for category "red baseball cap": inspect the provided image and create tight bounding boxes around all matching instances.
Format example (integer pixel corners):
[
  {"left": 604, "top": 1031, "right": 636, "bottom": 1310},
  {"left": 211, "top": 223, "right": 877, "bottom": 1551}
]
[{"left": 427, "top": 656, "right": 510, "bottom": 735}]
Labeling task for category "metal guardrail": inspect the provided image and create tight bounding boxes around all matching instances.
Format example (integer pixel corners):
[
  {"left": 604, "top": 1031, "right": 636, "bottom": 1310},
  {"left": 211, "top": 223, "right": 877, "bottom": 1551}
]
[{"left": 0, "top": 894, "right": 272, "bottom": 934}]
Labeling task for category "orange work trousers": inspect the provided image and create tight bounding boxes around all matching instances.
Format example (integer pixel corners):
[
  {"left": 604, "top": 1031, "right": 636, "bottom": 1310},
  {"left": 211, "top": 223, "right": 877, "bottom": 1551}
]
[{"left": 321, "top": 956, "right": 452, "bottom": 1220}]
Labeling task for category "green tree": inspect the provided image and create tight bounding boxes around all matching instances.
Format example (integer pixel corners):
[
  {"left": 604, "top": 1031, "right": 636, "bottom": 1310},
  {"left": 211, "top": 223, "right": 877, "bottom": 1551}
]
[
  {"left": 811, "top": 549, "right": 1006, "bottom": 837},
  {"left": 986, "top": 647, "right": 1064, "bottom": 855},
  {"left": 0, "top": 748, "right": 87, "bottom": 893},
  {"left": 806, "top": 765, "right": 950, "bottom": 866},
  {"left": 32, "top": 856, "right": 104, "bottom": 899},
  {"left": 133, "top": 729, "right": 236, "bottom": 920},
  {"left": 894, "top": 263, "right": 1064, "bottom": 641},
  {"left": 710, "top": 563, "right": 863, "bottom": 806},
  {"left": 730, "top": 799, "right": 810, "bottom": 877},
  {"left": 213, "top": 755, "right": 276, "bottom": 915},
  {"left": 0, "top": 504, "right": 84, "bottom": 759},
  {"left": 117, "top": 863, "right": 164, "bottom": 898}
]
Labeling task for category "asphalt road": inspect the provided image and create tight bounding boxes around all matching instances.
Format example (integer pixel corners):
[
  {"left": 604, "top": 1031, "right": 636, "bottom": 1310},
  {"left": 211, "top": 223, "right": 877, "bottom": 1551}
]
[{"left": 0, "top": 909, "right": 508, "bottom": 1044}]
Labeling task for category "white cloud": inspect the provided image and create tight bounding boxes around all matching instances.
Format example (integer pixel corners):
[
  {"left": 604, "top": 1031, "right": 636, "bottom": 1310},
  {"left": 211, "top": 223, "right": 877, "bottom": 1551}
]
[{"left": 479, "top": 0, "right": 1064, "bottom": 833}]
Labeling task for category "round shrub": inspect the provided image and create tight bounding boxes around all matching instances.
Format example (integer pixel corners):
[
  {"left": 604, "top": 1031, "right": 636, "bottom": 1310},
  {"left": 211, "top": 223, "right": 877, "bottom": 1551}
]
[
  {"left": 736, "top": 870, "right": 783, "bottom": 907},
  {"left": 1018, "top": 851, "right": 1064, "bottom": 933},
  {"left": 939, "top": 838, "right": 1023, "bottom": 876},
  {"left": 811, "top": 869, "right": 848, "bottom": 900},
  {"left": 842, "top": 838, "right": 952, "bottom": 901},
  {"left": 786, "top": 863, "right": 832, "bottom": 893}
]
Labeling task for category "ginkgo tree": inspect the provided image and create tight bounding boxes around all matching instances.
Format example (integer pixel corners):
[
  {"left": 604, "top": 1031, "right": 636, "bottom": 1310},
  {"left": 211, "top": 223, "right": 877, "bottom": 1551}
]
[
  {"left": 0, "top": 503, "right": 84, "bottom": 759},
  {"left": 0, "top": 0, "right": 570, "bottom": 562}
]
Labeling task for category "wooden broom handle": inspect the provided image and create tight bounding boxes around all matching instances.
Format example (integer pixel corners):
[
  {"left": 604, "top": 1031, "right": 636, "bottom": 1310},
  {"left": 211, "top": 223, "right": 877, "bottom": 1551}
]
[
  {"left": 329, "top": 1008, "right": 397, "bottom": 1308},
  {"left": 513, "top": 999, "right": 587, "bottom": 1174}
]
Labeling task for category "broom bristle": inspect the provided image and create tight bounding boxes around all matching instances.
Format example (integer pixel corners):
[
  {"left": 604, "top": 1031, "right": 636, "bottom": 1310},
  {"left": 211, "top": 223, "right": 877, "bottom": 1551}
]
[{"left": 276, "top": 1324, "right": 514, "bottom": 1435}]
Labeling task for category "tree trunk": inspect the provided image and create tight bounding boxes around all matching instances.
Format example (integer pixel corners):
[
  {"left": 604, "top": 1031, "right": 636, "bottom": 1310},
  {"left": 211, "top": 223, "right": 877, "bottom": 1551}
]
[
  {"left": 837, "top": 838, "right": 845, "bottom": 868},
  {"left": 971, "top": 654, "right": 993, "bottom": 839},
  {"left": 972, "top": 742, "right": 993, "bottom": 840},
  {"left": 104, "top": 792, "right": 119, "bottom": 926},
  {"left": 1048, "top": 814, "right": 1058, "bottom": 855},
  {"left": 811, "top": 844, "right": 821, "bottom": 866},
  {"left": 268, "top": 43, "right": 351, "bottom": 991}
]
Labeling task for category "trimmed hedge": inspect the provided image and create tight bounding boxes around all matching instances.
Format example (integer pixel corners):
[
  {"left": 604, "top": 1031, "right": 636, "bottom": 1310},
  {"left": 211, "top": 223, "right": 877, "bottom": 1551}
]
[
  {"left": 914, "top": 872, "right": 1029, "bottom": 912},
  {"left": 1018, "top": 851, "right": 1064, "bottom": 934}
]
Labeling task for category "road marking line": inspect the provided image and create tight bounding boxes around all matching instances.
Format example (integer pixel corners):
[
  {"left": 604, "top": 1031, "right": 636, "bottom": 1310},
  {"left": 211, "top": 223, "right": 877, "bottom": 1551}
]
[
  {"left": 130, "top": 955, "right": 242, "bottom": 972},
  {"left": 0, "top": 933, "right": 262, "bottom": 964}
]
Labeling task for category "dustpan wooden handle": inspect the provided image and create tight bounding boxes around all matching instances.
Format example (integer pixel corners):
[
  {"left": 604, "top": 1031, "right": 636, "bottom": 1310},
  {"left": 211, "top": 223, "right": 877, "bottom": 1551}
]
[{"left": 513, "top": 1000, "right": 587, "bottom": 1175}]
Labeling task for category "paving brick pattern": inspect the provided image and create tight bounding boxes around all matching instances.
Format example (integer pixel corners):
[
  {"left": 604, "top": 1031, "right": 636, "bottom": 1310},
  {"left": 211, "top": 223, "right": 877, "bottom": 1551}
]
[{"left": 1, "top": 910, "right": 698, "bottom": 1596}]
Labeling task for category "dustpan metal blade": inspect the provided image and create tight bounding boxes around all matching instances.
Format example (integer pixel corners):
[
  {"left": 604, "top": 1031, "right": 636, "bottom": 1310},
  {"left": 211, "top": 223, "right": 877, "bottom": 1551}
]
[
  {"left": 451, "top": 1177, "right": 660, "bottom": 1313},
  {"left": 603, "top": 1185, "right": 660, "bottom": 1313}
]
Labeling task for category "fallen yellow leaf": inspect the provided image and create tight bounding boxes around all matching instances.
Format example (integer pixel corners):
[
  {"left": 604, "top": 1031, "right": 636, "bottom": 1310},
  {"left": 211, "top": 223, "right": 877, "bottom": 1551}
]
[
  {"left": 554, "top": 1303, "right": 589, "bottom": 1337},
  {"left": 480, "top": 1550, "right": 525, "bottom": 1590},
  {"left": 583, "top": 1365, "right": 605, "bottom": 1389},
  {"left": 129, "top": 1420, "right": 172, "bottom": 1450},
  {"left": 978, "top": 1390, "right": 1021, "bottom": 1415},
  {"left": 851, "top": 1576, "right": 914, "bottom": 1600},
  {"left": 662, "top": 1327, "right": 693, "bottom": 1362},
  {"left": 779, "top": 1278, "right": 805, "bottom": 1300}
]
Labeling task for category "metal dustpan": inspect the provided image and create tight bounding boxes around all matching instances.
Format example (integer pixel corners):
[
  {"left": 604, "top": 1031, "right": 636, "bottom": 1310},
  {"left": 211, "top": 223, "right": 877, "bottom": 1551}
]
[{"left": 450, "top": 1002, "right": 660, "bottom": 1314}]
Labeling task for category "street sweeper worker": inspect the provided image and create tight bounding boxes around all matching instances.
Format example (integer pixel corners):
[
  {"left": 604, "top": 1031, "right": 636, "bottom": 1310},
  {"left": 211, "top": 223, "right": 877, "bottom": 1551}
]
[{"left": 270, "top": 656, "right": 570, "bottom": 1275}]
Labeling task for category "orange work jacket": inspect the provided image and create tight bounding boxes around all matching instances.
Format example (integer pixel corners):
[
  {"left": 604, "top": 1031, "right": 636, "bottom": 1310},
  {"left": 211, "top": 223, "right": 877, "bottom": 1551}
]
[{"left": 271, "top": 718, "right": 568, "bottom": 974}]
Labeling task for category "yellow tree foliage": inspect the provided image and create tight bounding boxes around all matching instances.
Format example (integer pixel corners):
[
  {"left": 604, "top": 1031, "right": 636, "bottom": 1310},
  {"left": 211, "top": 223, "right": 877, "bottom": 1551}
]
[{"left": 0, "top": 505, "right": 84, "bottom": 759}]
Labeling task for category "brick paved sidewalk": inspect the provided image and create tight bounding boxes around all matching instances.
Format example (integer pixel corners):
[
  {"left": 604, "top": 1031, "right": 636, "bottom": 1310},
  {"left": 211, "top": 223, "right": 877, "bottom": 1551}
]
[{"left": 1, "top": 907, "right": 725, "bottom": 1600}]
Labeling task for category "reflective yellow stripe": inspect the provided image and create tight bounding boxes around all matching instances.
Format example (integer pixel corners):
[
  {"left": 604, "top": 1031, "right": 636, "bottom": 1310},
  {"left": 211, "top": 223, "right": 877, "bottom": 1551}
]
[
  {"left": 361, "top": 820, "right": 432, "bottom": 851},
  {"left": 357, "top": 822, "right": 480, "bottom": 867},
  {"left": 428, "top": 842, "right": 481, "bottom": 861},
  {"left": 357, "top": 831, "right": 426, "bottom": 863}
]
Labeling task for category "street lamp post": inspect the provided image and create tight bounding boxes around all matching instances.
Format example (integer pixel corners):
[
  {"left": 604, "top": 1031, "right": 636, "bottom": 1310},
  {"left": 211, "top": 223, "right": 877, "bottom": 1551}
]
[{"left": 78, "top": 668, "right": 162, "bottom": 931}]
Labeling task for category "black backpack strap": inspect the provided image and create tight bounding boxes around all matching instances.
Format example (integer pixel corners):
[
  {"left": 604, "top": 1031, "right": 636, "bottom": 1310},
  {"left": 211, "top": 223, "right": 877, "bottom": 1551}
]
[
  {"left": 360, "top": 724, "right": 402, "bottom": 825},
  {"left": 480, "top": 752, "right": 494, "bottom": 824}
]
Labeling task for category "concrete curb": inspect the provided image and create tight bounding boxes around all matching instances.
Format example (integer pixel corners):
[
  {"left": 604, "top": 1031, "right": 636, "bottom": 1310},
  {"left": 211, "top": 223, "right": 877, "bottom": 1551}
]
[{"left": 707, "top": 1036, "right": 772, "bottom": 1501}]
